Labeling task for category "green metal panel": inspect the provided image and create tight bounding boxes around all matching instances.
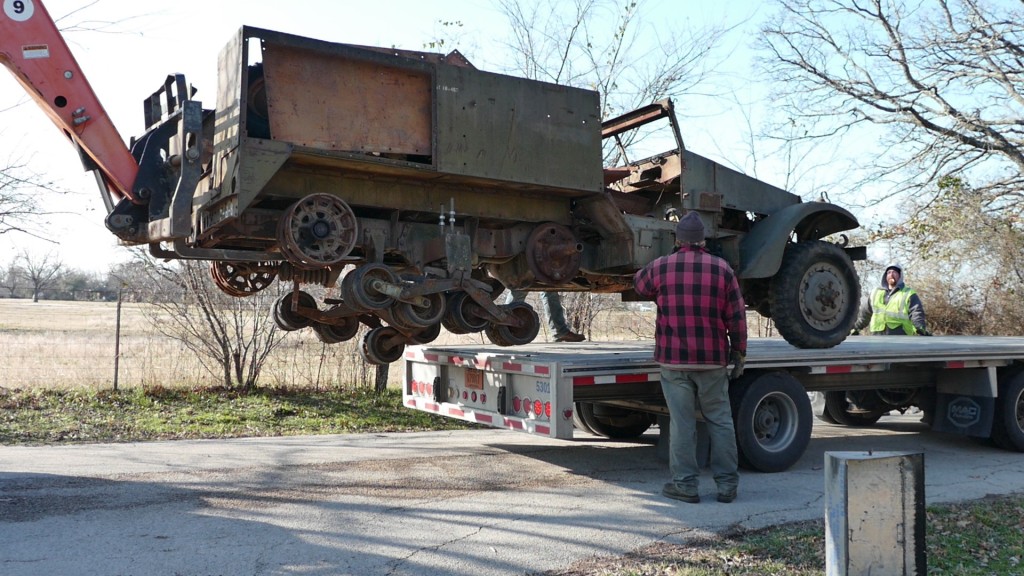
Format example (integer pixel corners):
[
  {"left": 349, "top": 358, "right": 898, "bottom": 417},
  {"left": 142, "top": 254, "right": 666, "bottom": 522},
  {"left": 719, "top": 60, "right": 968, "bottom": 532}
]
[{"left": 434, "top": 64, "right": 602, "bottom": 192}]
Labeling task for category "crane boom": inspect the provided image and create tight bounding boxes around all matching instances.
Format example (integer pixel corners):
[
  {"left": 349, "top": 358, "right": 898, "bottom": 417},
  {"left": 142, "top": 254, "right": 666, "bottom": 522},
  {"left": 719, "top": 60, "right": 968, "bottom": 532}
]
[{"left": 0, "top": 0, "right": 140, "bottom": 204}]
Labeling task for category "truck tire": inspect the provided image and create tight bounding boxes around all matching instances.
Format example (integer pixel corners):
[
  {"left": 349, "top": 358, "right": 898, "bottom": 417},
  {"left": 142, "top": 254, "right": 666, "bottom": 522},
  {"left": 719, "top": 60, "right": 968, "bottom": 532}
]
[
  {"left": 808, "top": 391, "right": 838, "bottom": 424},
  {"left": 575, "top": 402, "right": 652, "bottom": 439},
  {"left": 824, "top": 391, "right": 885, "bottom": 426},
  {"left": 572, "top": 402, "right": 599, "bottom": 436},
  {"left": 991, "top": 372, "right": 1024, "bottom": 452},
  {"left": 770, "top": 240, "right": 859, "bottom": 349},
  {"left": 730, "top": 372, "right": 812, "bottom": 473}
]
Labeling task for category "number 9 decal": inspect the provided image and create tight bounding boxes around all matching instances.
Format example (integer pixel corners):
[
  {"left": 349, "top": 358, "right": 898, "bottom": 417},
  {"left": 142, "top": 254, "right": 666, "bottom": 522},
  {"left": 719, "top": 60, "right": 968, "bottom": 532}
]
[{"left": 4, "top": 0, "right": 35, "bottom": 22}]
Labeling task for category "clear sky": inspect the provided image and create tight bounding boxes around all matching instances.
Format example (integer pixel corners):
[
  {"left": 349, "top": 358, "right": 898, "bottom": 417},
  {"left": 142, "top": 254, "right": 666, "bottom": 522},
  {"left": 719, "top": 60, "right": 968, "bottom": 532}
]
[{"left": 1, "top": 0, "right": 780, "bottom": 273}]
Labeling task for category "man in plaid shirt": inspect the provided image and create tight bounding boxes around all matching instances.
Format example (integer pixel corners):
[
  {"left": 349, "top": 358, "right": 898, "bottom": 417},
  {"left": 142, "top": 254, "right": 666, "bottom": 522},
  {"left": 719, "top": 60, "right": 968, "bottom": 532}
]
[{"left": 634, "top": 211, "right": 747, "bottom": 504}]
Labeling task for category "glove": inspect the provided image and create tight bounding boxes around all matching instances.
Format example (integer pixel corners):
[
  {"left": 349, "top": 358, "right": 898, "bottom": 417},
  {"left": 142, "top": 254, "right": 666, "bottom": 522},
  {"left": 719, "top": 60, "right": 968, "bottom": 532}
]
[
  {"left": 729, "top": 351, "right": 746, "bottom": 380},
  {"left": 917, "top": 327, "right": 932, "bottom": 336},
  {"left": 850, "top": 329, "right": 860, "bottom": 336}
]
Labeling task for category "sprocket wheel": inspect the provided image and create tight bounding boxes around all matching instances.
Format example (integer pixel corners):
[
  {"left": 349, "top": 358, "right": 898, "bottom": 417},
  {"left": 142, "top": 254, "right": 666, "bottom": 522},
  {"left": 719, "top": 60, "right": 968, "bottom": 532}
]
[
  {"left": 277, "top": 193, "right": 358, "bottom": 270},
  {"left": 210, "top": 261, "right": 278, "bottom": 297}
]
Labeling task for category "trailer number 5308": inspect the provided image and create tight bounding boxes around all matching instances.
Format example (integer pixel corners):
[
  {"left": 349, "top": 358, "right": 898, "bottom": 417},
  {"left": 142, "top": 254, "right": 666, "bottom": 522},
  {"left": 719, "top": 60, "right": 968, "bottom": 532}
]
[{"left": 4, "top": 0, "right": 35, "bottom": 21}]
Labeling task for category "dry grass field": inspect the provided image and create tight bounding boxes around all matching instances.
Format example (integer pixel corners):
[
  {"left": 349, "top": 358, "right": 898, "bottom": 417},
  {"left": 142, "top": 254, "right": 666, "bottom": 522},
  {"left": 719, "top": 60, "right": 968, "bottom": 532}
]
[{"left": 2, "top": 296, "right": 752, "bottom": 390}]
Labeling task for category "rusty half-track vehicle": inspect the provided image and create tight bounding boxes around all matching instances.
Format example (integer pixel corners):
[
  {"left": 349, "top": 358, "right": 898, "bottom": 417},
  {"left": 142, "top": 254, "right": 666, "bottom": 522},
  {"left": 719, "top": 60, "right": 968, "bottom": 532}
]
[{"left": 1, "top": 5, "right": 865, "bottom": 363}]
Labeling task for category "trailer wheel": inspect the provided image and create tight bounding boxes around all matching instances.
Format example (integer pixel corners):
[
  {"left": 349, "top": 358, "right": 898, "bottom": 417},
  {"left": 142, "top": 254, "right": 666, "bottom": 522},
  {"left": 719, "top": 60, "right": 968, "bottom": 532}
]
[
  {"left": 730, "top": 372, "right": 812, "bottom": 473},
  {"left": 409, "top": 321, "right": 442, "bottom": 345},
  {"left": 991, "top": 372, "right": 1024, "bottom": 452},
  {"left": 572, "top": 403, "right": 599, "bottom": 436},
  {"left": 808, "top": 392, "right": 838, "bottom": 424},
  {"left": 824, "top": 391, "right": 885, "bottom": 426},
  {"left": 770, "top": 240, "right": 859, "bottom": 349},
  {"left": 575, "top": 402, "right": 652, "bottom": 439}
]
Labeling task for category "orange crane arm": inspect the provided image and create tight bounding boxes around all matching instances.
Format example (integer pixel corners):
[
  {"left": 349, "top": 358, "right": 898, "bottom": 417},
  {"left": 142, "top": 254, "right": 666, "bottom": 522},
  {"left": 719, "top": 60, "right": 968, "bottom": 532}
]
[{"left": 0, "top": 0, "right": 140, "bottom": 204}]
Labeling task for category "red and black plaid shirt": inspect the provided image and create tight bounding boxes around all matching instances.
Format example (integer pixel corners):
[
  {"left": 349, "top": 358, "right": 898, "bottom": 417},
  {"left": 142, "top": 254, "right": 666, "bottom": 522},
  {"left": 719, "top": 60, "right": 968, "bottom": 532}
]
[{"left": 633, "top": 245, "right": 747, "bottom": 366}]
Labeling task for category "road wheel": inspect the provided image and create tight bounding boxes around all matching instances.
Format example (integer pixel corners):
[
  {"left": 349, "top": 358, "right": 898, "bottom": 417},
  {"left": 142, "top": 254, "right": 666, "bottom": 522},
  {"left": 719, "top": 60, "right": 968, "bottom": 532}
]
[
  {"left": 575, "top": 402, "right": 652, "bottom": 439},
  {"left": 312, "top": 317, "right": 360, "bottom": 344},
  {"left": 991, "top": 372, "right": 1024, "bottom": 452},
  {"left": 484, "top": 302, "right": 540, "bottom": 346},
  {"left": 770, "top": 240, "right": 859, "bottom": 349},
  {"left": 359, "top": 326, "right": 405, "bottom": 365},
  {"left": 730, "top": 371, "right": 812, "bottom": 473},
  {"left": 272, "top": 291, "right": 317, "bottom": 331},
  {"left": 824, "top": 391, "right": 885, "bottom": 426}
]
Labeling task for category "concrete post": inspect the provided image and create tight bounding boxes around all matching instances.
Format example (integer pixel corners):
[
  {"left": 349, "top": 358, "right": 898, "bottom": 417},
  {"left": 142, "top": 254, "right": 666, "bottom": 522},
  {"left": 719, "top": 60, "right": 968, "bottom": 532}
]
[{"left": 825, "top": 451, "right": 926, "bottom": 576}]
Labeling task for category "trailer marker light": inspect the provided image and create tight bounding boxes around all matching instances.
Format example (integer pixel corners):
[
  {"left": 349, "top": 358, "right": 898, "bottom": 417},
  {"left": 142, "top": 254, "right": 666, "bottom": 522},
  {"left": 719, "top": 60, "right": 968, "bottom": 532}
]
[
  {"left": 471, "top": 391, "right": 478, "bottom": 402},
  {"left": 513, "top": 396, "right": 522, "bottom": 412},
  {"left": 545, "top": 402, "right": 551, "bottom": 418},
  {"left": 481, "top": 393, "right": 487, "bottom": 404},
  {"left": 523, "top": 397, "right": 532, "bottom": 414},
  {"left": 534, "top": 400, "right": 543, "bottom": 416}
]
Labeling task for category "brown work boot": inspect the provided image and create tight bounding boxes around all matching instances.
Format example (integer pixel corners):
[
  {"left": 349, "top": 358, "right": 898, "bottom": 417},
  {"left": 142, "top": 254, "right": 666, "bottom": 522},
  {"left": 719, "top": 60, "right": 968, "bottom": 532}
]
[
  {"left": 554, "top": 332, "right": 585, "bottom": 343},
  {"left": 662, "top": 482, "right": 700, "bottom": 503}
]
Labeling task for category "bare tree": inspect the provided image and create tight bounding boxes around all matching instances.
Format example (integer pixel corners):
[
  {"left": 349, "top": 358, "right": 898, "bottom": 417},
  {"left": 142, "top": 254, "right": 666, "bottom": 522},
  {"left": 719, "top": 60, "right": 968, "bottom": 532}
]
[
  {"left": 496, "top": 0, "right": 729, "bottom": 161},
  {"left": 0, "top": 154, "right": 64, "bottom": 238},
  {"left": 18, "top": 250, "right": 63, "bottom": 302},
  {"left": 876, "top": 175, "right": 1024, "bottom": 335},
  {"left": 125, "top": 254, "right": 288, "bottom": 390},
  {"left": 0, "top": 259, "right": 23, "bottom": 297},
  {"left": 759, "top": 0, "right": 1024, "bottom": 210}
]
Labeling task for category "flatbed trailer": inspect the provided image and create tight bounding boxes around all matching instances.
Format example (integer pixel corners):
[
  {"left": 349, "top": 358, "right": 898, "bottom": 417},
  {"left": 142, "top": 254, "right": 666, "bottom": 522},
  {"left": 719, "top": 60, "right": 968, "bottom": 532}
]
[{"left": 403, "top": 336, "right": 1024, "bottom": 472}]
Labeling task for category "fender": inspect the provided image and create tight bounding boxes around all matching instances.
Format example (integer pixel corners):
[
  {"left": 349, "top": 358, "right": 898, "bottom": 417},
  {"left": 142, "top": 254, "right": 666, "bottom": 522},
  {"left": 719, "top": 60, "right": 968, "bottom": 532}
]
[{"left": 737, "top": 202, "right": 859, "bottom": 279}]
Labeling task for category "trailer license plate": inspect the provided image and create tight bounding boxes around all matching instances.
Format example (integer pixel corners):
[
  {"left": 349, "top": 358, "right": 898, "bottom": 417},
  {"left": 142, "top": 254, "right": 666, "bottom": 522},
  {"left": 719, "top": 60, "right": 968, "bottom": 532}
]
[{"left": 465, "top": 368, "right": 484, "bottom": 390}]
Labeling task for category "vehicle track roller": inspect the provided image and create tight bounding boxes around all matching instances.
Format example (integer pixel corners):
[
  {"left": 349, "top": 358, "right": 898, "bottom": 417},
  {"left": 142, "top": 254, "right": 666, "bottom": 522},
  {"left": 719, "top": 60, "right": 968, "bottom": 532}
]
[
  {"left": 392, "top": 292, "right": 446, "bottom": 329},
  {"left": 442, "top": 291, "right": 489, "bottom": 334},
  {"left": 484, "top": 301, "right": 540, "bottom": 346},
  {"left": 277, "top": 193, "right": 358, "bottom": 270},
  {"left": 341, "top": 263, "right": 397, "bottom": 311},
  {"left": 272, "top": 290, "right": 318, "bottom": 331},
  {"left": 359, "top": 326, "right": 405, "bottom": 365},
  {"left": 312, "top": 316, "right": 360, "bottom": 344}
]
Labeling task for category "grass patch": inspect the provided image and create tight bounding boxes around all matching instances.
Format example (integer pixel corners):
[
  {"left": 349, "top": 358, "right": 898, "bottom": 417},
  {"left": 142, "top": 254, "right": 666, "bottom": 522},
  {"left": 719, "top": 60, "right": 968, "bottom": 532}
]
[
  {"left": 0, "top": 386, "right": 475, "bottom": 444},
  {"left": 538, "top": 495, "right": 1024, "bottom": 575}
]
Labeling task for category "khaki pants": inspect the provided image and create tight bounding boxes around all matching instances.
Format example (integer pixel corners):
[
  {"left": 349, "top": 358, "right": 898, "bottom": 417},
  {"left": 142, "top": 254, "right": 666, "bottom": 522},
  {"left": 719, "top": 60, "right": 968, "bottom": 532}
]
[{"left": 659, "top": 366, "right": 739, "bottom": 494}]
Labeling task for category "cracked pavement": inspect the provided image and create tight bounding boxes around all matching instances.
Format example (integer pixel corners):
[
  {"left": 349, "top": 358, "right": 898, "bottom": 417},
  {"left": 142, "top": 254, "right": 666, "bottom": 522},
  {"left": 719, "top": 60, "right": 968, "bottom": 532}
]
[{"left": 2, "top": 415, "right": 1023, "bottom": 575}]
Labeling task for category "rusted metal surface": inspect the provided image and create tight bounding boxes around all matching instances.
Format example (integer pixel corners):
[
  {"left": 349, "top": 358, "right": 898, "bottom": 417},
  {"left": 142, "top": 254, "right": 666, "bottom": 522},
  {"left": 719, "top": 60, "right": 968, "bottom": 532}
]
[{"left": 263, "top": 43, "right": 432, "bottom": 155}]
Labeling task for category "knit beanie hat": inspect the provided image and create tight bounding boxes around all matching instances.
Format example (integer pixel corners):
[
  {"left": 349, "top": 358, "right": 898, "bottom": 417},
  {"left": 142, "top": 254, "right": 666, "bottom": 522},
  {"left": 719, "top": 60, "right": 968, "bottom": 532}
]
[{"left": 675, "top": 211, "right": 705, "bottom": 244}]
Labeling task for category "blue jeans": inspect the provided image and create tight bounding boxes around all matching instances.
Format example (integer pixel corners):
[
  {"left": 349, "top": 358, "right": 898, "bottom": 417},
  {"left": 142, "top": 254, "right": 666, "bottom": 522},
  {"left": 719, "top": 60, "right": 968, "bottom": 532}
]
[
  {"left": 659, "top": 367, "right": 738, "bottom": 494},
  {"left": 507, "top": 290, "right": 572, "bottom": 336}
]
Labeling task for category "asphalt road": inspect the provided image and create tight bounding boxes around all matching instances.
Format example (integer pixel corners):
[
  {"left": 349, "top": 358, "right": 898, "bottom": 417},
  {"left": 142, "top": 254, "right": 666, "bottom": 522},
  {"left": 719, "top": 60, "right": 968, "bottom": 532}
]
[{"left": 2, "top": 415, "right": 1023, "bottom": 576}]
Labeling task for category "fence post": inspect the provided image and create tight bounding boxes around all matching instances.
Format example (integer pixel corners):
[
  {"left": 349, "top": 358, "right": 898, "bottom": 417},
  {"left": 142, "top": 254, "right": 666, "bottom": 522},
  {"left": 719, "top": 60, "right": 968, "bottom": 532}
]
[{"left": 113, "top": 286, "right": 123, "bottom": 391}]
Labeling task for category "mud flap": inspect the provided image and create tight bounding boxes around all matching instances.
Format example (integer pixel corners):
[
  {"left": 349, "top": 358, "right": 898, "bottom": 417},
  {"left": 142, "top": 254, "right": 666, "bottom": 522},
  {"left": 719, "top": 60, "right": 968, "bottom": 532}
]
[{"left": 933, "top": 393, "right": 995, "bottom": 437}]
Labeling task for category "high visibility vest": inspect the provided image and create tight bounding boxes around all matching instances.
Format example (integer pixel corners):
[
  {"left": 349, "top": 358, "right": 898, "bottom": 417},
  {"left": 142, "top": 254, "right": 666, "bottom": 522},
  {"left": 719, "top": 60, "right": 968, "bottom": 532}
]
[{"left": 869, "top": 288, "right": 917, "bottom": 335}]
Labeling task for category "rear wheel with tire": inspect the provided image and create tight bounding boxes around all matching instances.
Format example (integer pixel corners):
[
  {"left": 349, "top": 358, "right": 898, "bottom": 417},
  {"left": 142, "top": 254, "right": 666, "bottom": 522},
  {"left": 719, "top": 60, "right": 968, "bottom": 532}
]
[
  {"left": 824, "top": 390, "right": 886, "bottom": 426},
  {"left": 730, "top": 372, "right": 812, "bottom": 473},
  {"left": 991, "top": 372, "right": 1024, "bottom": 452},
  {"left": 575, "top": 402, "right": 652, "bottom": 439},
  {"left": 770, "top": 240, "right": 860, "bottom": 349}
]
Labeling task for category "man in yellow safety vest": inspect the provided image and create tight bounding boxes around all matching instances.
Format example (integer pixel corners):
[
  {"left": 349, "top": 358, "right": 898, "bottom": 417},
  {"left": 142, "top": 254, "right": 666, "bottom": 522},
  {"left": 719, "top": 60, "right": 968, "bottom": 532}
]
[{"left": 854, "top": 264, "right": 928, "bottom": 335}]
